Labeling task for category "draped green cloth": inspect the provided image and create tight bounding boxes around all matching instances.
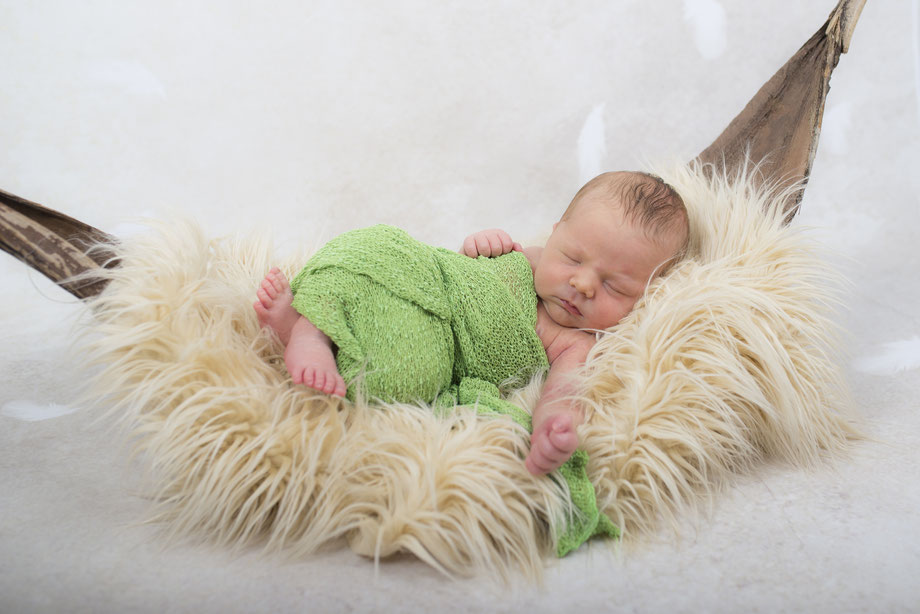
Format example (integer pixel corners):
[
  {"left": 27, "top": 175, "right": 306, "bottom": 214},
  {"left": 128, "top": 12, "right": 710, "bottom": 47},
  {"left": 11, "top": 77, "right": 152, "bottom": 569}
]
[{"left": 290, "top": 225, "right": 618, "bottom": 554}]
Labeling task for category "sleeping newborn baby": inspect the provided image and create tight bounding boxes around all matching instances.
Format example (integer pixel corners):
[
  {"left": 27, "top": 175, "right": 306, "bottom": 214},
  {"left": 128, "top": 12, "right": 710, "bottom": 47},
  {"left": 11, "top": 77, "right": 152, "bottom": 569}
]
[{"left": 255, "top": 171, "right": 689, "bottom": 475}]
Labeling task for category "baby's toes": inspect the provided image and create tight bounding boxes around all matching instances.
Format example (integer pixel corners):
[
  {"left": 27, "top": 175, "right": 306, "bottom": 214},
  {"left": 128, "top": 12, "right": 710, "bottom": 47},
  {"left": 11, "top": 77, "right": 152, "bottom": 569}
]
[
  {"left": 261, "top": 278, "right": 279, "bottom": 299},
  {"left": 270, "top": 268, "right": 291, "bottom": 291},
  {"left": 289, "top": 366, "right": 305, "bottom": 385},
  {"left": 318, "top": 370, "right": 343, "bottom": 396},
  {"left": 320, "top": 374, "right": 338, "bottom": 395},
  {"left": 316, "top": 370, "right": 340, "bottom": 396},
  {"left": 265, "top": 270, "right": 281, "bottom": 291},
  {"left": 331, "top": 374, "right": 347, "bottom": 398},
  {"left": 303, "top": 367, "right": 323, "bottom": 391},
  {"left": 257, "top": 287, "right": 273, "bottom": 308}
]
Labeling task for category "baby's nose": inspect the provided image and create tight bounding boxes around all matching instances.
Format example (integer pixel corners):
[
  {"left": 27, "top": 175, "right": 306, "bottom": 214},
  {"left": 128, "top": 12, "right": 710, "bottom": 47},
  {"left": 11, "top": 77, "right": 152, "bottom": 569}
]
[{"left": 570, "top": 275, "right": 594, "bottom": 298}]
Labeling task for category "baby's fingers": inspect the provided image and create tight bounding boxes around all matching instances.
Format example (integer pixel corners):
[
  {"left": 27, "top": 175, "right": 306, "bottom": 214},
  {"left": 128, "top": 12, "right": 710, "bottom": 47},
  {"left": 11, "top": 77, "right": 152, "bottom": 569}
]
[
  {"left": 525, "top": 444, "right": 564, "bottom": 474},
  {"left": 461, "top": 235, "right": 478, "bottom": 257},
  {"left": 494, "top": 230, "right": 518, "bottom": 255},
  {"left": 485, "top": 229, "right": 517, "bottom": 256},
  {"left": 461, "top": 229, "right": 517, "bottom": 257},
  {"left": 475, "top": 233, "right": 496, "bottom": 257}
]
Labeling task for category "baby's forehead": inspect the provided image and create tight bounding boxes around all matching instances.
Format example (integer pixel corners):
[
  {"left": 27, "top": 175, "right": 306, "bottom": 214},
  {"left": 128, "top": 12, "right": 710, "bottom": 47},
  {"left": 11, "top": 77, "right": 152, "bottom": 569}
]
[
  {"left": 567, "top": 189, "right": 631, "bottom": 224},
  {"left": 568, "top": 173, "right": 651, "bottom": 215},
  {"left": 562, "top": 199, "right": 641, "bottom": 243},
  {"left": 566, "top": 193, "right": 687, "bottom": 263}
]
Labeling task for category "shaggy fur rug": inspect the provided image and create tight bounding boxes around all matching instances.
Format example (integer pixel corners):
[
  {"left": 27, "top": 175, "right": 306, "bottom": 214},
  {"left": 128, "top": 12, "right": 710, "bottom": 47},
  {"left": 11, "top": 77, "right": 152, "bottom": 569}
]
[{"left": 77, "top": 162, "right": 858, "bottom": 581}]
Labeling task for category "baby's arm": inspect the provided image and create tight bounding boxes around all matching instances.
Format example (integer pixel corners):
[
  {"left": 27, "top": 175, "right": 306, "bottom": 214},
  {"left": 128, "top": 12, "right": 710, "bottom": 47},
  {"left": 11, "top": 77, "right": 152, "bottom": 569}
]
[
  {"left": 526, "top": 334, "right": 593, "bottom": 475},
  {"left": 461, "top": 229, "right": 523, "bottom": 258}
]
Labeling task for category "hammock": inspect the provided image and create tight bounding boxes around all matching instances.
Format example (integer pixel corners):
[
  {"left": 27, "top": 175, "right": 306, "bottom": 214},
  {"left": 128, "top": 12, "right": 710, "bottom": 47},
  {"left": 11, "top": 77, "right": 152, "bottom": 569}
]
[{"left": 0, "top": 0, "right": 866, "bottom": 581}]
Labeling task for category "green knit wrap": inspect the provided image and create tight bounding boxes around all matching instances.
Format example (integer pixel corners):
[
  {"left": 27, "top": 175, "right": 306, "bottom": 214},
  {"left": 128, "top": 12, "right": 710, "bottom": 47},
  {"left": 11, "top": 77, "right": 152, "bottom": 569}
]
[{"left": 290, "top": 224, "right": 618, "bottom": 555}]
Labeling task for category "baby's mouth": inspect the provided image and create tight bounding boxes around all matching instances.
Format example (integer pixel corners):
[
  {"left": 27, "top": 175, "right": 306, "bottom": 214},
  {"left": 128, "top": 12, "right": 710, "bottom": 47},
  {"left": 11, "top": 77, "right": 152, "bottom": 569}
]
[{"left": 560, "top": 299, "right": 582, "bottom": 317}]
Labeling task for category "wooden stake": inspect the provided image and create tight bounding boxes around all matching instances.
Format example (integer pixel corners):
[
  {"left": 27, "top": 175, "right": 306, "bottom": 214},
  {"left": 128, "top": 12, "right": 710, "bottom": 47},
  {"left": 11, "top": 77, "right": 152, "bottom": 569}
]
[
  {"left": 698, "top": 0, "right": 866, "bottom": 217},
  {"left": 0, "top": 189, "right": 118, "bottom": 300}
]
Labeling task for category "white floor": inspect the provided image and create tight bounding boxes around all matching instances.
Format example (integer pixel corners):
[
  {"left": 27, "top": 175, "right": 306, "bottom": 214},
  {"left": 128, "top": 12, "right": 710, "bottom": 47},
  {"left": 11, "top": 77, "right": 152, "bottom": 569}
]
[{"left": 3, "top": 2, "right": 919, "bottom": 612}]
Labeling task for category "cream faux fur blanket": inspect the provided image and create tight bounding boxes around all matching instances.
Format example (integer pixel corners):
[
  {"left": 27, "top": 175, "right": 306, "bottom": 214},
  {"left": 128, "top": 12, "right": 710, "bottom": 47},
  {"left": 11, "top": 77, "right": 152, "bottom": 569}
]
[{"left": 78, "top": 162, "right": 858, "bottom": 581}]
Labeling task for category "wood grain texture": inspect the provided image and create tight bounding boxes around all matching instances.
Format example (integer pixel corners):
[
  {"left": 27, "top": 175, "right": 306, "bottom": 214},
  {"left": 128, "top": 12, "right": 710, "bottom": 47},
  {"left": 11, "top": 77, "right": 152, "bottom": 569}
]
[
  {"left": 698, "top": 0, "right": 866, "bottom": 218},
  {"left": 0, "top": 189, "right": 118, "bottom": 299}
]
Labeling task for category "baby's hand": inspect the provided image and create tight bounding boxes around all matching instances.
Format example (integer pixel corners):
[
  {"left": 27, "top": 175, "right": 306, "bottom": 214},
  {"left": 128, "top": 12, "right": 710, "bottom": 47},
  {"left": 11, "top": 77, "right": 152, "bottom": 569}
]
[
  {"left": 525, "top": 412, "right": 580, "bottom": 475},
  {"left": 461, "top": 229, "right": 523, "bottom": 258}
]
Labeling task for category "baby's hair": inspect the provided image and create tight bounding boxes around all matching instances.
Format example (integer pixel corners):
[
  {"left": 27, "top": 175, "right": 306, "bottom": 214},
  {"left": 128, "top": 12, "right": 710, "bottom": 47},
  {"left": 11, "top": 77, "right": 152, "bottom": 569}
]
[{"left": 563, "top": 171, "right": 690, "bottom": 263}]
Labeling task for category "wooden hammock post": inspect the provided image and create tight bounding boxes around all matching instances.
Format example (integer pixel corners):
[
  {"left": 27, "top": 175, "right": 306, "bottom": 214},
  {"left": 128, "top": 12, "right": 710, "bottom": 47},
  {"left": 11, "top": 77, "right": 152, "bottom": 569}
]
[
  {"left": 0, "top": 0, "right": 865, "bottom": 301},
  {"left": 698, "top": 0, "right": 866, "bottom": 218},
  {"left": 0, "top": 188, "right": 118, "bottom": 300}
]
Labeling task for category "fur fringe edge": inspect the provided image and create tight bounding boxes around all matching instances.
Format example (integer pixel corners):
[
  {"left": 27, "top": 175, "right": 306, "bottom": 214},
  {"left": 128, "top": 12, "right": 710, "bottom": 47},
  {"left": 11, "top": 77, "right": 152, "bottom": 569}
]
[{"left": 75, "top": 160, "right": 858, "bottom": 580}]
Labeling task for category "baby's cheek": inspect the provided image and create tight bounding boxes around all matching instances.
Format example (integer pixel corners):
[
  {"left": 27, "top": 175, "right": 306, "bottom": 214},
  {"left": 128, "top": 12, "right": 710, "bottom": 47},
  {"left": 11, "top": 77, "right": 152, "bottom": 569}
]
[
  {"left": 610, "top": 298, "right": 635, "bottom": 326},
  {"left": 624, "top": 299, "right": 639, "bottom": 319},
  {"left": 624, "top": 297, "right": 639, "bottom": 314}
]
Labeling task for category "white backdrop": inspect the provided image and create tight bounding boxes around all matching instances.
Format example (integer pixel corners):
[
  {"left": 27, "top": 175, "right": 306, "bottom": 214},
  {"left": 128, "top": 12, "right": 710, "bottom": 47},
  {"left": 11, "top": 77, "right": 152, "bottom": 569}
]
[{"left": 2, "top": 1, "right": 919, "bottom": 612}]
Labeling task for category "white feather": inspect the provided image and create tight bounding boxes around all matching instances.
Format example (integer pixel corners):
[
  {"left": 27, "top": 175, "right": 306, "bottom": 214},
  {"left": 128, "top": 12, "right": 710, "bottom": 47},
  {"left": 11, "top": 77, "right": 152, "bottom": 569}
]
[
  {"left": 1, "top": 400, "right": 79, "bottom": 422},
  {"left": 683, "top": 0, "right": 727, "bottom": 60},
  {"left": 854, "top": 337, "right": 920, "bottom": 375},
  {"left": 577, "top": 103, "right": 607, "bottom": 185}
]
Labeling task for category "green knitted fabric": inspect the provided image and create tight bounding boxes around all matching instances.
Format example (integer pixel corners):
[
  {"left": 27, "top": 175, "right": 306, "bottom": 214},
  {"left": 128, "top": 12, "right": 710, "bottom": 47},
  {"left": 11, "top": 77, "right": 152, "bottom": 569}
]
[
  {"left": 289, "top": 224, "right": 618, "bottom": 555},
  {"left": 445, "top": 377, "right": 620, "bottom": 557}
]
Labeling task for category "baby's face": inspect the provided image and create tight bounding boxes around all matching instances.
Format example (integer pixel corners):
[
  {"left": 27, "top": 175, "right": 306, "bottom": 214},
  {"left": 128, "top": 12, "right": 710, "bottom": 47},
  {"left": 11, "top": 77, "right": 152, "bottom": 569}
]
[{"left": 533, "top": 195, "right": 680, "bottom": 331}]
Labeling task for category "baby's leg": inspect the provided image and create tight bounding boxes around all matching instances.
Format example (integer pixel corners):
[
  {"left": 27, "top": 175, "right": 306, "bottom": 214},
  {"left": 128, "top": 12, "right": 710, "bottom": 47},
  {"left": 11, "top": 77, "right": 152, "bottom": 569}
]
[
  {"left": 284, "top": 316, "right": 346, "bottom": 397},
  {"left": 525, "top": 409, "right": 582, "bottom": 475},
  {"left": 254, "top": 267, "right": 346, "bottom": 396},
  {"left": 253, "top": 267, "right": 301, "bottom": 345}
]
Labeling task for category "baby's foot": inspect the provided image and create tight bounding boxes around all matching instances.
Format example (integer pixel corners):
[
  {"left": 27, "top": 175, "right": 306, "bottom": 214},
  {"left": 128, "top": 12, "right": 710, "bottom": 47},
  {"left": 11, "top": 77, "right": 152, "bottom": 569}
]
[
  {"left": 253, "top": 267, "right": 300, "bottom": 345},
  {"left": 525, "top": 412, "right": 580, "bottom": 475},
  {"left": 284, "top": 321, "right": 347, "bottom": 397}
]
